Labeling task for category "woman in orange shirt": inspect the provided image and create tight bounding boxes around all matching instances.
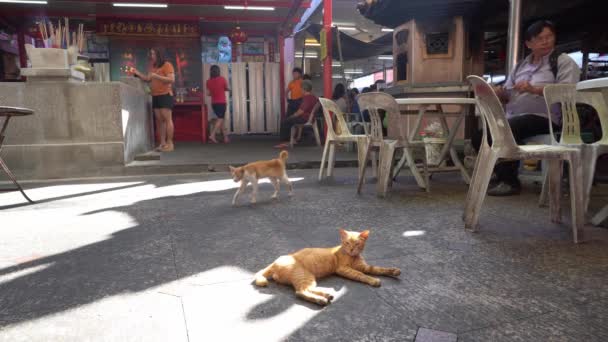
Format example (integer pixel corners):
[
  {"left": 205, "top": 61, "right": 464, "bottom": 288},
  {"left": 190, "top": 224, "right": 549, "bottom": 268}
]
[{"left": 133, "top": 47, "right": 176, "bottom": 152}]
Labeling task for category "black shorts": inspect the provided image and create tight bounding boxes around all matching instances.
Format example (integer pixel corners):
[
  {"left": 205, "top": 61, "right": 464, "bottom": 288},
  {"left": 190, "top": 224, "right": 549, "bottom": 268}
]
[
  {"left": 212, "top": 103, "right": 227, "bottom": 119},
  {"left": 152, "top": 94, "right": 174, "bottom": 109},
  {"left": 287, "top": 98, "right": 303, "bottom": 116}
]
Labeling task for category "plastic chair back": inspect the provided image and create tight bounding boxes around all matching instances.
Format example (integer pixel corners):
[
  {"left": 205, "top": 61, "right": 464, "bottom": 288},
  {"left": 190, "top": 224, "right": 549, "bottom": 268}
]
[
  {"left": 467, "top": 75, "right": 518, "bottom": 150},
  {"left": 543, "top": 84, "right": 582, "bottom": 145},
  {"left": 356, "top": 92, "right": 405, "bottom": 141},
  {"left": 319, "top": 97, "right": 351, "bottom": 140}
]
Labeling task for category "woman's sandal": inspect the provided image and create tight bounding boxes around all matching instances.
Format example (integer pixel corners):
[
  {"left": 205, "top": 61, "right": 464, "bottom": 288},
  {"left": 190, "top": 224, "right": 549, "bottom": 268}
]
[{"left": 160, "top": 143, "right": 174, "bottom": 152}]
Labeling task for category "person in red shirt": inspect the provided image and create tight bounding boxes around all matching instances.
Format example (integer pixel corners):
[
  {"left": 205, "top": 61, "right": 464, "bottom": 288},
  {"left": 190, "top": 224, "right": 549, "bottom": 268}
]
[
  {"left": 206, "top": 65, "right": 231, "bottom": 143},
  {"left": 275, "top": 80, "right": 319, "bottom": 148}
]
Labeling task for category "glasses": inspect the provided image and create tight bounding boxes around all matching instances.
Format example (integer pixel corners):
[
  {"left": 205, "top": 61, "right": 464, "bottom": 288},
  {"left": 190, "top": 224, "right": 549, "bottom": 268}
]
[{"left": 531, "top": 34, "right": 555, "bottom": 44}]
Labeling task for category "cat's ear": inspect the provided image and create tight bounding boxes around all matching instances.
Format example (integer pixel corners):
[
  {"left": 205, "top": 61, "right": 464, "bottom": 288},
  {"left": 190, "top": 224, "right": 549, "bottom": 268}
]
[
  {"left": 359, "top": 230, "right": 370, "bottom": 240},
  {"left": 229, "top": 166, "right": 235, "bottom": 172},
  {"left": 339, "top": 228, "right": 348, "bottom": 241}
]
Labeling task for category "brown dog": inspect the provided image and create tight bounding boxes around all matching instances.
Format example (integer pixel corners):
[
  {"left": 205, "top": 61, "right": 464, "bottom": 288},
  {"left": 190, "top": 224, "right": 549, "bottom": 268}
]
[{"left": 229, "top": 151, "right": 293, "bottom": 205}]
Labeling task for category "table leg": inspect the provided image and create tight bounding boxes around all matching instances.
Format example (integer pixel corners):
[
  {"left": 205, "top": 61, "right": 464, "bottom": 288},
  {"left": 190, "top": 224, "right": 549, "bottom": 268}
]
[
  {"left": 393, "top": 106, "right": 427, "bottom": 182},
  {"left": 0, "top": 157, "right": 35, "bottom": 204},
  {"left": 0, "top": 116, "right": 34, "bottom": 204},
  {"left": 439, "top": 107, "right": 471, "bottom": 184},
  {"left": 408, "top": 105, "right": 427, "bottom": 145}
]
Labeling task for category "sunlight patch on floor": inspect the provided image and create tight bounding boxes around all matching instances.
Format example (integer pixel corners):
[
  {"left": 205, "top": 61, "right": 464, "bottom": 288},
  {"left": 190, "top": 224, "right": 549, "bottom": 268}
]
[
  {"left": 0, "top": 182, "right": 143, "bottom": 207},
  {"left": 403, "top": 230, "right": 426, "bottom": 237},
  {"left": 170, "top": 266, "right": 348, "bottom": 341},
  {"left": 0, "top": 263, "right": 51, "bottom": 286}
]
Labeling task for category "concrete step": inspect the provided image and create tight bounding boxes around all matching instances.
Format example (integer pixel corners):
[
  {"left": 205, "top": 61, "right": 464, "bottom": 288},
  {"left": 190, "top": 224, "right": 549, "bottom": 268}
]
[{"left": 134, "top": 151, "right": 161, "bottom": 161}]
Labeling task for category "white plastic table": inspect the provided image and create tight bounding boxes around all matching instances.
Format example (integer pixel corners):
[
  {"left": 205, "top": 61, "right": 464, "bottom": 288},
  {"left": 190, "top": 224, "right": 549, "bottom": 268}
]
[
  {"left": 576, "top": 78, "right": 608, "bottom": 225},
  {"left": 394, "top": 98, "right": 477, "bottom": 185}
]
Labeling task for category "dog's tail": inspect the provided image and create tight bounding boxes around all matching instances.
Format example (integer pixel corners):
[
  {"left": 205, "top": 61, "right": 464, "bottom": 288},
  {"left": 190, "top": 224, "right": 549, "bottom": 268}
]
[
  {"left": 254, "top": 262, "right": 275, "bottom": 287},
  {"left": 279, "top": 150, "right": 289, "bottom": 162}
]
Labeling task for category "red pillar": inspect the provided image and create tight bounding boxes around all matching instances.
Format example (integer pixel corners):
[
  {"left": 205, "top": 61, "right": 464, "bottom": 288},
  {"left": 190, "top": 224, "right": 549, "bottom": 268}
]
[
  {"left": 279, "top": 34, "right": 286, "bottom": 119},
  {"left": 322, "top": 0, "right": 332, "bottom": 100}
]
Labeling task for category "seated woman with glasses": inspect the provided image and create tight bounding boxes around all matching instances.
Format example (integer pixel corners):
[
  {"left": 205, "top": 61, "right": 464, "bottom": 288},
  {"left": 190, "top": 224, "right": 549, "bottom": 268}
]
[{"left": 471, "top": 20, "right": 580, "bottom": 196}]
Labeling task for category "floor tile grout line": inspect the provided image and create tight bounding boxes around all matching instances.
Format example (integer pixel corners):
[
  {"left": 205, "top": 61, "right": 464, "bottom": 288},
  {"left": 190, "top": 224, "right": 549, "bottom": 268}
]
[
  {"left": 188, "top": 277, "right": 254, "bottom": 287},
  {"left": 458, "top": 309, "right": 557, "bottom": 335},
  {"left": 164, "top": 220, "right": 190, "bottom": 342},
  {"left": 367, "top": 285, "right": 420, "bottom": 334},
  {"left": 179, "top": 297, "right": 191, "bottom": 342}
]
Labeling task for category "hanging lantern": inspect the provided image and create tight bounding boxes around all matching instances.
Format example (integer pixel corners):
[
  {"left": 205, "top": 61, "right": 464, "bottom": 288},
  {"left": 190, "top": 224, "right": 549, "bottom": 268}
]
[{"left": 229, "top": 26, "right": 248, "bottom": 45}]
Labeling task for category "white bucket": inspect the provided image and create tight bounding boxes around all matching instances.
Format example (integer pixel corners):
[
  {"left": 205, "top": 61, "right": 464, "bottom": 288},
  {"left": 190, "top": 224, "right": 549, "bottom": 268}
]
[{"left": 423, "top": 137, "right": 446, "bottom": 166}]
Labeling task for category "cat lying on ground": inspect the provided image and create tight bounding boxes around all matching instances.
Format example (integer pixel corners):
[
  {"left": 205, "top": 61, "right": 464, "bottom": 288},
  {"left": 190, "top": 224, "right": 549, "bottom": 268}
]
[
  {"left": 254, "top": 229, "right": 401, "bottom": 306},
  {"left": 229, "top": 150, "right": 293, "bottom": 206}
]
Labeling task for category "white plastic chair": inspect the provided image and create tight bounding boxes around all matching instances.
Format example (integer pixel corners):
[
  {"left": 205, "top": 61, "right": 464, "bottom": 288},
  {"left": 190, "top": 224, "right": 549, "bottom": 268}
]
[
  {"left": 356, "top": 92, "right": 429, "bottom": 197},
  {"left": 290, "top": 111, "right": 321, "bottom": 148},
  {"left": 317, "top": 98, "right": 369, "bottom": 180},
  {"left": 539, "top": 84, "right": 608, "bottom": 214},
  {"left": 465, "top": 75, "right": 585, "bottom": 243}
]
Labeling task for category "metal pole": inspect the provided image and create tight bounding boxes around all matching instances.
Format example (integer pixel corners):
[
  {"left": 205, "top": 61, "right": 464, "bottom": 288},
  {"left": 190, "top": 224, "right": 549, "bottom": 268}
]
[
  {"left": 506, "top": 0, "right": 522, "bottom": 74},
  {"left": 581, "top": 51, "right": 589, "bottom": 81},
  {"left": 301, "top": 42, "right": 306, "bottom": 73},
  {"left": 279, "top": 34, "right": 286, "bottom": 119},
  {"left": 335, "top": 25, "right": 347, "bottom": 87},
  {"left": 323, "top": 0, "right": 332, "bottom": 100}
]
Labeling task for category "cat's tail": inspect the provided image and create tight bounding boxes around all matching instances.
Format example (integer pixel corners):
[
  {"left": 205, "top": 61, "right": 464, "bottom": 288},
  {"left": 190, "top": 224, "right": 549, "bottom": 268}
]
[
  {"left": 279, "top": 150, "right": 289, "bottom": 162},
  {"left": 254, "top": 263, "right": 274, "bottom": 287}
]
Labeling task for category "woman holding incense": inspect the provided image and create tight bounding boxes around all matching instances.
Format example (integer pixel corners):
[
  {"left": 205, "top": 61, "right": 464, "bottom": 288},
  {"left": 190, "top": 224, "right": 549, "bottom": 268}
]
[{"left": 133, "top": 47, "right": 176, "bottom": 152}]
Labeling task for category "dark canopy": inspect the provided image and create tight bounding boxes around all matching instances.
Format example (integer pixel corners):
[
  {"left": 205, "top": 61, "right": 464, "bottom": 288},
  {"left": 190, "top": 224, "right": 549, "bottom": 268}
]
[
  {"left": 357, "top": 0, "right": 485, "bottom": 28},
  {"left": 305, "top": 24, "right": 392, "bottom": 61}
]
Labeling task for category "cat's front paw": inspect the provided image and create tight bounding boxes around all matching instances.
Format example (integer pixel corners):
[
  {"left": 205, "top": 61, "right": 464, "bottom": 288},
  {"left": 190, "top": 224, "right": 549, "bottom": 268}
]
[
  {"left": 369, "top": 278, "right": 381, "bottom": 287},
  {"left": 389, "top": 268, "right": 401, "bottom": 277}
]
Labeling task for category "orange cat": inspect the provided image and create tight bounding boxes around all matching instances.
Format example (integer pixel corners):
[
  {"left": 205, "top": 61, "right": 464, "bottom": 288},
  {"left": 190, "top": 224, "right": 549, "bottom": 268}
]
[
  {"left": 230, "top": 150, "right": 293, "bottom": 206},
  {"left": 254, "top": 229, "right": 401, "bottom": 306}
]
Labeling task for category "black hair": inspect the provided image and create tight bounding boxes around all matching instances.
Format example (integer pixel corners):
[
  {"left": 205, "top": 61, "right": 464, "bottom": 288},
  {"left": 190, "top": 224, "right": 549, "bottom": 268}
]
[
  {"left": 150, "top": 47, "right": 168, "bottom": 69},
  {"left": 351, "top": 88, "right": 360, "bottom": 95},
  {"left": 332, "top": 83, "right": 346, "bottom": 100},
  {"left": 210, "top": 65, "right": 220, "bottom": 78},
  {"left": 361, "top": 87, "right": 371, "bottom": 93},
  {"left": 302, "top": 74, "right": 311, "bottom": 80},
  {"left": 524, "top": 20, "right": 556, "bottom": 42},
  {"left": 292, "top": 67, "right": 303, "bottom": 75}
]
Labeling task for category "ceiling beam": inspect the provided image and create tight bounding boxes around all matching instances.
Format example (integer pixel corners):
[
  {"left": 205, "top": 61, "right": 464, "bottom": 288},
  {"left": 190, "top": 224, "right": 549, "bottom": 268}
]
[
  {"left": 201, "top": 28, "right": 276, "bottom": 36},
  {"left": 65, "top": 0, "right": 310, "bottom": 8},
  {"left": 0, "top": 10, "right": 296, "bottom": 24},
  {"left": 280, "top": 0, "right": 306, "bottom": 35},
  {"left": 199, "top": 15, "right": 298, "bottom": 24}
]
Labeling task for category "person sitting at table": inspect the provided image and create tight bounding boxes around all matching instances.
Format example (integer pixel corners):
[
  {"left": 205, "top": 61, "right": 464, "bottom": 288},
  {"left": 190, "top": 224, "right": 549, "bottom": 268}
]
[
  {"left": 275, "top": 80, "right": 319, "bottom": 148},
  {"left": 471, "top": 20, "right": 581, "bottom": 196}
]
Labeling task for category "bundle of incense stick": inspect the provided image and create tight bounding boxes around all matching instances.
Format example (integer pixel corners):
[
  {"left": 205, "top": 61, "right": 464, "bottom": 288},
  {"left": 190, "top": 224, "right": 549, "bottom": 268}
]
[{"left": 39, "top": 19, "right": 85, "bottom": 52}]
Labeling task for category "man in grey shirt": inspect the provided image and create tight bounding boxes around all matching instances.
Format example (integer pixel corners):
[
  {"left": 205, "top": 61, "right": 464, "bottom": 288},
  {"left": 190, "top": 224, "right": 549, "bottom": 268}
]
[{"left": 472, "top": 20, "right": 581, "bottom": 196}]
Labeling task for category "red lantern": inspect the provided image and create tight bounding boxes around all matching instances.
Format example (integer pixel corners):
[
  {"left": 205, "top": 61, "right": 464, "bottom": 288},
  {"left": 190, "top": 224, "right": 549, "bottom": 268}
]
[{"left": 229, "top": 26, "right": 248, "bottom": 45}]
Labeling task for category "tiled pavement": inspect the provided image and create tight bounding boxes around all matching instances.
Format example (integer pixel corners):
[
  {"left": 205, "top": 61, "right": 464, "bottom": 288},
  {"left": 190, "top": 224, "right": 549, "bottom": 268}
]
[{"left": 1, "top": 168, "right": 608, "bottom": 341}]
